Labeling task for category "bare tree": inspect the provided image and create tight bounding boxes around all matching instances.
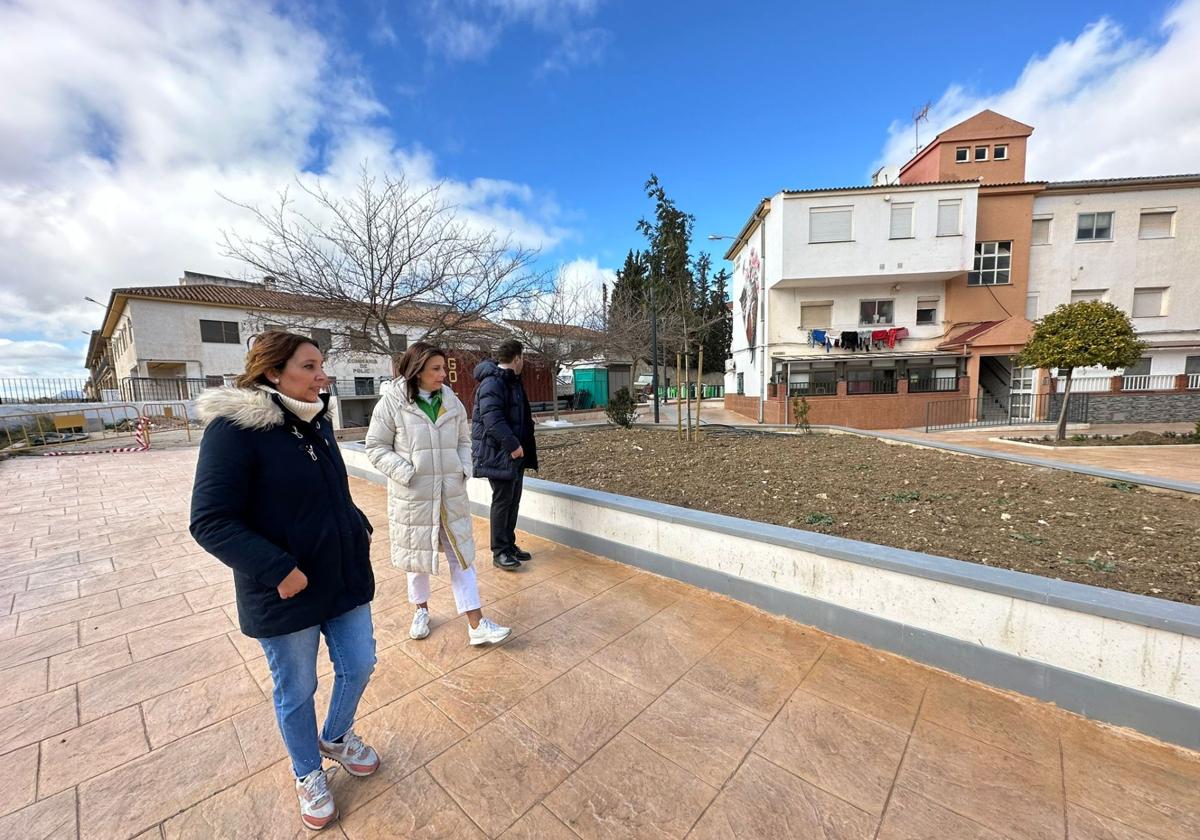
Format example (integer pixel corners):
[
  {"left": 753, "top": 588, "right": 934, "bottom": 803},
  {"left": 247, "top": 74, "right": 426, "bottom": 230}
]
[
  {"left": 506, "top": 266, "right": 607, "bottom": 422},
  {"left": 220, "top": 166, "right": 544, "bottom": 356}
]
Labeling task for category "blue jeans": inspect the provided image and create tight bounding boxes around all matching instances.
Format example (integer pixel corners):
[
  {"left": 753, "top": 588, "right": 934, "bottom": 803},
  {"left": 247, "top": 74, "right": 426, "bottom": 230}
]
[{"left": 258, "top": 602, "right": 377, "bottom": 778}]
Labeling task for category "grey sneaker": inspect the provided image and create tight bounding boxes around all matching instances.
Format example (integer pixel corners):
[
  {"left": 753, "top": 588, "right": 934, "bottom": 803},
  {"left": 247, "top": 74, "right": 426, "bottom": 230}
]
[
  {"left": 409, "top": 607, "right": 431, "bottom": 640},
  {"left": 319, "top": 731, "right": 380, "bottom": 777},
  {"left": 296, "top": 768, "right": 337, "bottom": 830},
  {"left": 468, "top": 616, "right": 512, "bottom": 646}
]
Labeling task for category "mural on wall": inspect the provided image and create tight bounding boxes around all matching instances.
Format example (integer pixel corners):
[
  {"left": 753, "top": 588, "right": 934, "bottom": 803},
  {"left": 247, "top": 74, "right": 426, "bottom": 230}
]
[{"left": 738, "top": 247, "right": 761, "bottom": 362}]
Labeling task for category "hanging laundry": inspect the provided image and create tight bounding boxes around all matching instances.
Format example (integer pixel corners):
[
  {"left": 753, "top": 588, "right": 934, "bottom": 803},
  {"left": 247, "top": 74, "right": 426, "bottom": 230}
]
[
  {"left": 811, "top": 329, "right": 827, "bottom": 346},
  {"left": 859, "top": 330, "right": 872, "bottom": 352},
  {"left": 840, "top": 330, "right": 858, "bottom": 351},
  {"left": 893, "top": 327, "right": 909, "bottom": 342},
  {"left": 871, "top": 329, "right": 888, "bottom": 350}
]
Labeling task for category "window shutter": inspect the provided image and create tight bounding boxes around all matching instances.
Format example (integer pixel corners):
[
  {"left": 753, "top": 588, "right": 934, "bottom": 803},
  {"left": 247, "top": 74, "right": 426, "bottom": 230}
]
[
  {"left": 1138, "top": 211, "right": 1173, "bottom": 239},
  {"left": 800, "top": 304, "right": 832, "bottom": 329},
  {"left": 809, "top": 207, "right": 852, "bottom": 243},
  {"left": 310, "top": 328, "right": 332, "bottom": 352},
  {"left": 389, "top": 333, "right": 408, "bottom": 353},
  {"left": 937, "top": 200, "right": 961, "bottom": 236},
  {"left": 1031, "top": 218, "right": 1050, "bottom": 245},
  {"left": 1132, "top": 288, "right": 1165, "bottom": 317},
  {"left": 889, "top": 203, "right": 913, "bottom": 239}
]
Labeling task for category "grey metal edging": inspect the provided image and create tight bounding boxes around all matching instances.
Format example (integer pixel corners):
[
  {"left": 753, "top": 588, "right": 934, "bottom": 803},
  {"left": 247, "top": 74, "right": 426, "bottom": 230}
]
[{"left": 468, "top": 496, "right": 1200, "bottom": 752}]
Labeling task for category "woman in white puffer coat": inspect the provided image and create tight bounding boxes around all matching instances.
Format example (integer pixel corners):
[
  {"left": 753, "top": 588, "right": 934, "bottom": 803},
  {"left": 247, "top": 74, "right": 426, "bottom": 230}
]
[{"left": 365, "top": 342, "right": 511, "bottom": 646}]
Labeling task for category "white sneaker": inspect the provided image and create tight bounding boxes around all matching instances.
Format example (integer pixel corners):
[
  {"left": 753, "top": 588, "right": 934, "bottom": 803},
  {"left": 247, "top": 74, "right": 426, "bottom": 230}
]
[
  {"left": 319, "top": 731, "right": 380, "bottom": 777},
  {"left": 468, "top": 616, "right": 512, "bottom": 646},
  {"left": 410, "top": 607, "right": 430, "bottom": 640},
  {"left": 296, "top": 768, "right": 337, "bottom": 831}
]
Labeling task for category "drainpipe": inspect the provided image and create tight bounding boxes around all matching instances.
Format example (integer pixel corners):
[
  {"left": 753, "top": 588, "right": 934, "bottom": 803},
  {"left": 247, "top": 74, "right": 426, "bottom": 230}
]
[{"left": 758, "top": 216, "right": 768, "bottom": 424}]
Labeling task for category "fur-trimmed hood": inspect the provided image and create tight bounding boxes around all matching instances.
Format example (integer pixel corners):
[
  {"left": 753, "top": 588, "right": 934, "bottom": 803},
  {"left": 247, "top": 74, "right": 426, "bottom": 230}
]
[{"left": 196, "top": 387, "right": 329, "bottom": 430}]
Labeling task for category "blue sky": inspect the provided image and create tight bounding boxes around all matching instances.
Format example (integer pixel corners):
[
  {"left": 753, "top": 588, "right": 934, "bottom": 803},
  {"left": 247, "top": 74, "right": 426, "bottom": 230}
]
[{"left": 1, "top": 0, "right": 1196, "bottom": 377}]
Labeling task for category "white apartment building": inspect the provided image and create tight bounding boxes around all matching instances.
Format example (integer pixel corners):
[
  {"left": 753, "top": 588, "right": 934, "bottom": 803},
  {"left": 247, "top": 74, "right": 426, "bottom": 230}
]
[
  {"left": 725, "top": 180, "right": 978, "bottom": 417},
  {"left": 1027, "top": 175, "right": 1200, "bottom": 390},
  {"left": 88, "top": 271, "right": 417, "bottom": 427}
]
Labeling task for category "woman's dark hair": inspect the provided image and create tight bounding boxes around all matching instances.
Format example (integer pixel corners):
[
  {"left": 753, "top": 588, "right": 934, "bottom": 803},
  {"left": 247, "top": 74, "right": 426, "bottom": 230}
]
[
  {"left": 394, "top": 342, "right": 447, "bottom": 403},
  {"left": 235, "top": 331, "right": 320, "bottom": 389}
]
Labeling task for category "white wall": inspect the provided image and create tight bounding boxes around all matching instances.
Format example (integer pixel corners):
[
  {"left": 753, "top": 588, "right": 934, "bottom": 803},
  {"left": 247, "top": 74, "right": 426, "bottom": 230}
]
[
  {"left": 768, "top": 279, "right": 947, "bottom": 355},
  {"left": 1029, "top": 186, "right": 1200, "bottom": 375},
  {"left": 776, "top": 183, "right": 978, "bottom": 285},
  {"left": 120, "top": 298, "right": 406, "bottom": 383}
]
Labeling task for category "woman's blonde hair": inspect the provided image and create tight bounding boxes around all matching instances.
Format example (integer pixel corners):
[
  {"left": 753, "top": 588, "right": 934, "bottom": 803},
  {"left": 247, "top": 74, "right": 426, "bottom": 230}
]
[{"left": 234, "top": 331, "right": 319, "bottom": 389}]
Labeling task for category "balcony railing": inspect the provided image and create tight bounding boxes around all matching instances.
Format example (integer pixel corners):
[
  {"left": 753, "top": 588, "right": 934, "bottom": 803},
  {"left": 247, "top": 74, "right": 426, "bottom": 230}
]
[
  {"left": 908, "top": 375, "right": 960, "bottom": 393},
  {"left": 1122, "top": 374, "right": 1177, "bottom": 391},
  {"left": 120, "top": 377, "right": 214, "bottom": 401},
  {"left": 0, "top": 378, "right": 98, "bottom": 404},
  {"left": 787, "top": 379, "right": 838, "bottom": 397},
  {"left": 1055, "top": 376, "right": 1112, "bottom": 393},
  {"left": 1189, "top": 373, "right": 1200, "bottom": 390},
  {"left": 847, "top": 377, "right": 898, "bottom": 395}
]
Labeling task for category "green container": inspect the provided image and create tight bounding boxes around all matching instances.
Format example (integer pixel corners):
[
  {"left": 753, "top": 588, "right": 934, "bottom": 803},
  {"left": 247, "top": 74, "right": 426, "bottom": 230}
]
[{"left": 573, "top": 367, "right": 609, "bottom": 408}]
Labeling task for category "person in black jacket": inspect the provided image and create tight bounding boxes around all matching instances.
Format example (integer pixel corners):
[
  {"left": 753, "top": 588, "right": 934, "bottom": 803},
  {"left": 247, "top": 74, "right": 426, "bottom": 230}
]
[
  {"left": 471, "top": 338, "right": 538, "bottom": 569},
  {"left": 190, "top": 331, "right": 379, "bottom": 832}
]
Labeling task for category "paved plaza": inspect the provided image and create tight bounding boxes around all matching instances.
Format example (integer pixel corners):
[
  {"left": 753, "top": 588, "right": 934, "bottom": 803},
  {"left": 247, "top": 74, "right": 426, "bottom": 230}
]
[{"left": 0, "top": 449, "right": 1197, "bottom": 839}]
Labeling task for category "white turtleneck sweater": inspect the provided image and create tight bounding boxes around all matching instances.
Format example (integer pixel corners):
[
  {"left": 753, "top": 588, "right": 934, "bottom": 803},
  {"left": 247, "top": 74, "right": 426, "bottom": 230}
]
[{"left": 259, "top": 385, "right": 323, "bottom": 423}]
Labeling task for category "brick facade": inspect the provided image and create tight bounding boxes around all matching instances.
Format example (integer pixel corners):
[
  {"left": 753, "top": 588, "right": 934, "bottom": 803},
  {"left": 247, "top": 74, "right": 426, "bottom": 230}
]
[{"left": 723, "top": 377, "right": 971, "bottom": 430}]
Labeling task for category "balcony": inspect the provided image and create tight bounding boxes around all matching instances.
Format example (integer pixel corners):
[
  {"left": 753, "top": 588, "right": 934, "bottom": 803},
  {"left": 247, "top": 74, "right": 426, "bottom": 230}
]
[{"left": 1123, "top": 374, "right": 1178, "bottom": 391}]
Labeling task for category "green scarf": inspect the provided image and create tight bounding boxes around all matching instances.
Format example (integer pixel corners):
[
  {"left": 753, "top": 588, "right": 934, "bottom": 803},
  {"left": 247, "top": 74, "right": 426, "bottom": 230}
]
[{"left": 415, "top": 390, "right": 443, "bottom": 424}]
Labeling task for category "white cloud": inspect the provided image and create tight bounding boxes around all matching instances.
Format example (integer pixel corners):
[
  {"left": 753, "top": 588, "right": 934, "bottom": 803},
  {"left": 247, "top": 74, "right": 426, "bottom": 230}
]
[
  {"left": 540, "top": 27, "right": 611, "bottom": 75},
  {"left": 415, "top": 0, "right": 605, "bottom": 65},
  {"left": 0, "top": 0, "right": 565, "bottom": 377},
  {"left": 877, "top": 0, "right": 1200, "bottom": 180},
  {"left": 557, "top": 257, "right": 617, "bottom": 314},
  {"left": 0, "top": 339, "right": 86, "bottom": 380}
]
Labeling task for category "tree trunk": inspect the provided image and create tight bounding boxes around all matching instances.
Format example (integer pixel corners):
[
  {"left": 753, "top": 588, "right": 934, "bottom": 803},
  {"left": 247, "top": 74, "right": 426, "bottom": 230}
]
[
  {"left": 552, "top": 362, "right": 561, "bottom": 423},
  {"left": 695, "top": 347, "right": 704, "bottom": 441},
  {"left": 1055, "top": 369, "right": 1073, "bottom": 442},
  {"left": 684, "top": 353, "right": 692, "bottom": 442},
  {"left": 676, "top": 353, "right": 683, "bottom": 441}
]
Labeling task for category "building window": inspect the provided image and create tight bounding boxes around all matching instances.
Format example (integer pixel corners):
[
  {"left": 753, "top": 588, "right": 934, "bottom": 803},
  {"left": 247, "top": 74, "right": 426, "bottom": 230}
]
[
  {"left": 1070, "top": 289, "right": 1106, "bottom": 303},
  {"left": 974, "top": 146, "right": 988, "bottom": 161},
  {"left": 968, "top": 241, "right": 1012, "bottom": 285},
  {"left": 1031, "top": 217, "right": 1051, "bottom": 245},
  {"left": 889, "top": 202, "right": 914, "bottom": 239},
  {"left": 1125, "top": 357, "right": 1152, "bottom": 377},
  {"left": 199, "top": 320, "right": 240, "bottom": 344},
  {"left": 349, "top": 329, "right": 372, "bottom": 352},
  {"left": 1026, "top": 293, "right": 1039, "bottom": 320},
  {"left": 388, "top": 333, "right": 408, "bottom": 353},
  {"left": 1185, "top": 356, "right": 1200, "bottom": 375},
  {"left": 1138, "top": 210, "right": 1175, "bottom": 239},
  {"left": 859, "top": 299, "right": 894, "bottom": 325},
  {"left": 916, "top": 299, "right": 938, "bottom": 325},
  {"left": 310, "top": 328, "right": 332, "bottom": 352},
  {"left": 993, "top": 145, "right": 1008, "bottom": 160},
  {"left": 1076, "top": 211, "right": 1113, "bottom": 241},
  {"left": 204, "top": 375, "right": 224, "bottom": 387},
  {"left": 1132, "top": 287, "right": 1167, "bottom": 318},
  {"left": 955, "top": 147, "right": 969, "bottom": 163},
  {"left": 800, "top": 303, "right": 832, "bottom": 329},
  {"left": 936, "top": 199, "right": 962, "bottom": 236},
  {"left": 354, "top": 377, "right": 375, "bottom": 396},
  {"left": 736, "top": 372, "right": 744, "bottom": 395},
  {"left": 809, "top": 206, "right": 853, "bottom": 243}
]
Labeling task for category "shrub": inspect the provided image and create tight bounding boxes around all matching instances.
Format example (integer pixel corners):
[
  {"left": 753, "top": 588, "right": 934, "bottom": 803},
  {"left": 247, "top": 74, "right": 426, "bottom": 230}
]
[
  {"left": 605, "top": 387, "right": 637, "bottom": 429},
  {"left": 791, "top": 395, "right": 812, "bottom": 434}
]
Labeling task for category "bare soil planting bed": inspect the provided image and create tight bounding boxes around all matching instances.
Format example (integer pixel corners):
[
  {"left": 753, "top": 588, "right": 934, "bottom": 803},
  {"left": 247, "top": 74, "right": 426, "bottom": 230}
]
[{"left": 534, "top": 428, "right": 1200, "bottom": 606}]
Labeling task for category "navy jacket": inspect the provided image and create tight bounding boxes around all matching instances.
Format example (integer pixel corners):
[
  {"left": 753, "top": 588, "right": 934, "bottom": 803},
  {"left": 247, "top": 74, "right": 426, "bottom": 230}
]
[
  {"left": 190, "top": 387, "right": 374, "bottom": 638},
  {"left": 471, "top": 360, "right": 538, "bottom": 480}
]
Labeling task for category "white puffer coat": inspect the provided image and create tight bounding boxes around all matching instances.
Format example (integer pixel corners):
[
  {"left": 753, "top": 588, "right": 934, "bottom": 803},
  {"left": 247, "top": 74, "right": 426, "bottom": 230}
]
[{"left": 364, "top": 380, "right": 475, "bottom": 575}]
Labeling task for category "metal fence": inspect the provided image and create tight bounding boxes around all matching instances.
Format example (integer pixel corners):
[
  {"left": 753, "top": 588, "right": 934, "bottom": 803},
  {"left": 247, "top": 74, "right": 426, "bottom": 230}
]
[
  {"left": 0, "top": 378, "right": 98, "bottom": 404},
  {"left": 925, "top": 392, "right": 1090, "bottom": 432},
  {"left": 909, "top": 375, "right": 961, "bottom": 393}
]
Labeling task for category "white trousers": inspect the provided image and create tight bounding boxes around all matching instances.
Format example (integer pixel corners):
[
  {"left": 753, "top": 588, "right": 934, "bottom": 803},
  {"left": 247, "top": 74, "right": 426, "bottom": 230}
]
[{"left": 407, "top": 526, "right": 481, "bottom": 614}]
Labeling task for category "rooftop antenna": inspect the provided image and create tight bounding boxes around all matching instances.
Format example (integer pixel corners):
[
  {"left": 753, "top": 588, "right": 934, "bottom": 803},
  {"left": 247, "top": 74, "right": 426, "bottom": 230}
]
[{"left": 913, "top": 102, "right": 931, "bottom": 154}]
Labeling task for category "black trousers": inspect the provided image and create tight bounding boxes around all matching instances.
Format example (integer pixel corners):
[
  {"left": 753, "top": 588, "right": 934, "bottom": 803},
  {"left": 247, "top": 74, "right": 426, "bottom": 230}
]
[{"left": 488, "top": 468, "right": 525, "bottom": 557}]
